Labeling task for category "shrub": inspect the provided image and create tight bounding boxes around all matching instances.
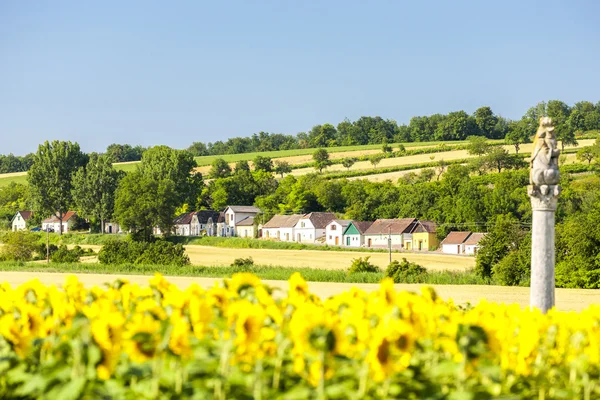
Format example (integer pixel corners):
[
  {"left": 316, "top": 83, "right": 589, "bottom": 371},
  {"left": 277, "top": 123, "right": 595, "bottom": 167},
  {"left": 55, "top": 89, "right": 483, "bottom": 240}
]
[
  {"left": 386, "top": 258, "right": 428, "bottom": 283},
  {"left": 348, "top": 256, "right": 380, "bottom": 274},
  {"left": 98, "top": 239, "right": 189, "bottom": 266},
  {"left": 0, "top": 231, "right": 38, "bottom": 261},
  {"left": 231, "top": 257, "right": 254, "bottom": 269},
  {"left": 135, "top": 240, "right": 189, "bottom": 266},
  {"left": 51, "top": 245, "right": 82, "bottom": 263}
]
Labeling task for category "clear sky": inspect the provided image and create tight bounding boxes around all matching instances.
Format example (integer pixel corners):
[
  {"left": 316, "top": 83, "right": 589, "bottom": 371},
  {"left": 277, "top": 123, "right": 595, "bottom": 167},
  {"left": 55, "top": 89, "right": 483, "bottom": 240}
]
[{"left": 1, "top": 1, "right": 599, "bottom": 155}]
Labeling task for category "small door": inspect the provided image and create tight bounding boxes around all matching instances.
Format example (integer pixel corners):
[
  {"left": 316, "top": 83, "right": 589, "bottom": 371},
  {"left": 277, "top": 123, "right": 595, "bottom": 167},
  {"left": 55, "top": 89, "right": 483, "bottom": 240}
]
[
  {"left": 418, "top": 240, "right": 423, "bottom": 251},
  {"left": 108, "top": 226, "right": 113, "bottom": 234},
  {"left": 286, "top": 233, "right": 289, "bottom": 241},
  {"left": 297, "top": 233, "right": 301, "bottom": 242},
  {"left": 346, "top": 237, "right": 350, "bottom": 246},
  {"left": 335, "top": 236, "right": 339, "bottom": 245},
  {"left": 368, "top": 238, "right": 372, "bottom": 247}
]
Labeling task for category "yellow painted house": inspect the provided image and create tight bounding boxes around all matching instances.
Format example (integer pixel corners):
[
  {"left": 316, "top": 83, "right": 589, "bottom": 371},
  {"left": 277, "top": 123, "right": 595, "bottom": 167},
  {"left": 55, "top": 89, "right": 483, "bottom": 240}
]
[{"left": 405, "top": 220, "right": 439, "bottom": 251}]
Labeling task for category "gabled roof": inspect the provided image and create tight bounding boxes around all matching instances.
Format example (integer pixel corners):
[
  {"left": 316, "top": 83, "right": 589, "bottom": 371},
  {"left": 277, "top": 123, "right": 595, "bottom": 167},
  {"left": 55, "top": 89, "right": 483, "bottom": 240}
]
[
  {"left": 298, "top": 212, "right": 336, "bottom": 229},
  {"left": 236, "top": 216, "right": 255, "bottom": 226},
  {"left": 194, "top": 210, "right": 220, "bottom": 224},
  {"left": 327, "top": 219, "right": 352, "bottom": 228},
  {"left": 464, "top": 232, "right": 485, "bottom": 246},
  {"left": 363, "top": 218, "right": 417, "bottom": 235},
  {"left": 174, "top": 212, "right": 194, "bottom": 225},
  {"left": 441, "top": 231, "right": 472, "bottom": 245},
  {"left": 42, "top": 211, "right": 77, "bottom": 223},
  {"left": 347, "top": 221, "right": 374, "bottom": 234},
  {"left": 226, "top": 205, "right": 261, "bottom": 214},
  {"left": 413, "top": 220, "right": 436, "bottom": 234},
  {"left": 12, "top": 211, "right": 33, "bottom": 222},
  {"left": 263, "top": 214, "right": 303, "bottom": 228}
]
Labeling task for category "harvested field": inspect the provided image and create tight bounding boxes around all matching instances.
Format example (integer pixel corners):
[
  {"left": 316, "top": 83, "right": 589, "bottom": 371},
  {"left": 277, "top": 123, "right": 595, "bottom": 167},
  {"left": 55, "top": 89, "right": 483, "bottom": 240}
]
[{"left": 184, "top": 245, "right": 474, "bottom": 271}]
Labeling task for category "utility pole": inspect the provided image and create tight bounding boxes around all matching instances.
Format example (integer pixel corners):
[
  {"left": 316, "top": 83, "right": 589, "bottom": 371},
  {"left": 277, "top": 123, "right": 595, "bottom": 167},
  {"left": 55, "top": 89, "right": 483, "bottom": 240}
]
[
  {"left": 388, "top": 226, "right": 392, "bottom": 264},
  {"left": 46, "top": 227, "right": 49, "bottom": 263}
]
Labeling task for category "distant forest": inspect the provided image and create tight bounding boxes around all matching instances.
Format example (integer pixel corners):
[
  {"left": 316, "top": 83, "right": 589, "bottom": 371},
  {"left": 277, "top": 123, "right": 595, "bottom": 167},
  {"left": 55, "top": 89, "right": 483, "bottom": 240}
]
[{"left": 2, "top": 100, "right": 599, "bottom": 173}]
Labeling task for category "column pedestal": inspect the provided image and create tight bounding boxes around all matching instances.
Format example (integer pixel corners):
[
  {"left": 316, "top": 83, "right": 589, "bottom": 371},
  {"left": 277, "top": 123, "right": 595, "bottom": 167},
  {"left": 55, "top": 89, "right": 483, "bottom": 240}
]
[{"left": 528, "top": 184, "right": 560, "bottom": 313}]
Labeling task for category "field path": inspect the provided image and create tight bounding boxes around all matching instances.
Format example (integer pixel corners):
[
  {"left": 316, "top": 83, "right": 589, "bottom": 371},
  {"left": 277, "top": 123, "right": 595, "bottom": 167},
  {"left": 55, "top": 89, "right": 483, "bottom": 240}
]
[
  {"left": 183, "top": 245, "right": 475, "bottom": 271},
  {"left": 0, "top": 271, "right": 595, "bottom": 311}
]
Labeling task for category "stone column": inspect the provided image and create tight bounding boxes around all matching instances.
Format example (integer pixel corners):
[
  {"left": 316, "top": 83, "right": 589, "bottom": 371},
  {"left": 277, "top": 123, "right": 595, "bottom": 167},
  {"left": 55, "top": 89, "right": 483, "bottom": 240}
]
[{"left": 528, "top": 185, "right": 560, "bottom": 313}]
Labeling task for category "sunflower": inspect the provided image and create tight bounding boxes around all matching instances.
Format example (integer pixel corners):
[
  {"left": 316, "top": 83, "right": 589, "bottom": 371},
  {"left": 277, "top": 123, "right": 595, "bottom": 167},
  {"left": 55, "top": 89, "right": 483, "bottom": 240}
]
[
  {"left": 367, "top": 319, "right": 415, "bottom": 382},
  {"left": 123, "top": 313, "right": 162, "bottom": 363}
]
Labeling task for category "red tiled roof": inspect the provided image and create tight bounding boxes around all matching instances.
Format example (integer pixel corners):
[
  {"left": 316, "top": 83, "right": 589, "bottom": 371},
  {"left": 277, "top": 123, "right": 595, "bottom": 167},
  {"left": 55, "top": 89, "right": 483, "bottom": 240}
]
[
  {"left": 464, "top": 232, "right": 485, "bottom": 245},
  {"left": 263, "top": 214, "right": 303, "bottom": 228},
  {"left": 363, "top": 218, "right": 417, "bottom": 235},
  {"left": 414, "top": 220, "right": 436, "bottom": 233},
  {"left": 42, "top": 211, "right": 77, "bottom": 223},
  {"left": 236, "top": 216, "right": 255, "bottom": 226},
  {"left": 174, "top": 212, "right": 195, "bottom": 225},
  {"left": 350, "top": 221, "right": 374, "bottom": 234},
  {"left": 300, "top": 212, "right": 337, "bottom": 229},
  {"left": 18, "top": 211, "right": 34, "bottom": 220},
  {"left": 441, "top": 231, "right": 472, "bottom": 245}
]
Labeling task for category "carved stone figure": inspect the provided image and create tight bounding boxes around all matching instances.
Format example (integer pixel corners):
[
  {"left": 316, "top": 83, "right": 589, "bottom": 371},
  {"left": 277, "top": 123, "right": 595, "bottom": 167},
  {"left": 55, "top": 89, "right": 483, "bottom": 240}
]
[{"left": 529, "top": 117, "right": 560, "bottom": 196}]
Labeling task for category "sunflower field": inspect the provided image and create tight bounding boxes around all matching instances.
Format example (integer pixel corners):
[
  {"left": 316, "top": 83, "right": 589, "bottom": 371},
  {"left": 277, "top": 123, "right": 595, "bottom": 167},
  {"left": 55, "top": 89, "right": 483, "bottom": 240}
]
[{"left": 0, "top": 273, "right": 598, "bottom": 399}]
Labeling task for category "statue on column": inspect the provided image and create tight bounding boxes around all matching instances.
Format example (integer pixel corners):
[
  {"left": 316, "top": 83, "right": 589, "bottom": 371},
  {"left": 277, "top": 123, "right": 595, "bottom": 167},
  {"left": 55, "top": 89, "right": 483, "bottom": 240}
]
[{"left": 528, "top": 117, "right": 561, "bottom": 201}]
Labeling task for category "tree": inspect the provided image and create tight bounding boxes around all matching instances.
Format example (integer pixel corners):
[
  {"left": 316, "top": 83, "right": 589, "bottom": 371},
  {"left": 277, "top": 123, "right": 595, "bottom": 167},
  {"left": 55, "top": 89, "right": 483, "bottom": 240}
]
[
  {"left": 187, "top": 141, "right": 209, "bottom": 156},
  {"left": 473, "top": 106, "right": 498, "bottom": 138},
  {"left": 369, "top": 153, "right": 385, "bottom": 169},
  {"left": 0, "top": 182, "right": 31, "bottom": 229},
  {"left": 341, "top": 157, "right": 357, "bottom": 171},
  {"left": 253, "top": 156, "right": 273, "bottom": 172},
  {"left": 308, "top": 124, "right": 337, "bottom": 147},
  {"left": 466, "top": 136, "right": 491, "bottom": 156},
  {"left": 113, "top": 171, "right": 178, "bottom": 241},
  {"left": 28, "top": 140, "right": 87, "bottom": 235},
  {"left": 381, "top": 138, "right": 393, "bottom": 153},
  {"left": 576, "top": 147, "right": 595, "bottom": 164},
  {"left": 234, "top": 160, "right": 250, "bottom": 173},
  {"left": 274, "top": 160, "right": 292, "bottom": 178},
  {"left": 209, "top": 158, "right": 232, "bottom": 179},
  {"left": 137, "top": 146, "right": 201, "bottom": 206},
  {"left": 435, "top": 159, "right": 447, "bottom": 181},
  {"left": 72, "top": 154, "right": 120, "bottom": 233},
  {"left": 475, "top": 214, "right": 524, "bottom": 278},
  {"left": 505, "top": 120, "right": 532, "bottom": 154},
  {"left": 313, "top": 149, "right": 332, "bottom": 173},
  {"left": 482, "top": 147, "right": 526, "bottom": 173}
]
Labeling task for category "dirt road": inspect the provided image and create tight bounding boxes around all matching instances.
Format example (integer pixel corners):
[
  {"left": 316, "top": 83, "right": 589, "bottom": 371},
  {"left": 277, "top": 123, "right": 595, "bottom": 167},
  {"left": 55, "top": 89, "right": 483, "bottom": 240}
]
[{"left": 0, "top": 271, "right": 596, "bottom": 311}]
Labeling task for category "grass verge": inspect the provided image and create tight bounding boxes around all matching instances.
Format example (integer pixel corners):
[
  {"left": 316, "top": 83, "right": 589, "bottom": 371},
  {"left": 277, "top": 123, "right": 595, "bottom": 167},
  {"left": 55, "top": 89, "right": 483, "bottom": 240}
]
[{"left": 0, "top": 261, "right": 488, "bottom": 284}]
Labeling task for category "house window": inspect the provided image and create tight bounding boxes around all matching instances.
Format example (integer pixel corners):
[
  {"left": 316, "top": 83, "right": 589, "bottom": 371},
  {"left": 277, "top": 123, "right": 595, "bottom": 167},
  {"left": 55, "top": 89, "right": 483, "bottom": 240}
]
[
  {"left": 301, "top": 222, "right": 305, "bottom": 228},
  {"left": 329, "top": 235, "right": 332, "bottom": 239},
  {"left": 331, "top": 225, "right": 336, "bottom": 231}
]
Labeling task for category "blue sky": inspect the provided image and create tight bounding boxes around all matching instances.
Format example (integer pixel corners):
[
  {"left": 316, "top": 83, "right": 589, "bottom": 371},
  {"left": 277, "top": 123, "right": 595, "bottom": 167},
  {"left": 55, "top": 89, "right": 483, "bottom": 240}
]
[{"left": 1, "top": 1, "right": 599, "bottom": 155}]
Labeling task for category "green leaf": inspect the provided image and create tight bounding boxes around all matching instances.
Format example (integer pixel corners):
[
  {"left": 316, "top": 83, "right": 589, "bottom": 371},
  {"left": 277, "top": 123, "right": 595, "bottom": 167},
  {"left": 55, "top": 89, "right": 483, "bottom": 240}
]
[
  {"left": 14, "top": 374, "right": 46, "bottom": 396},
  {"left": 51, "top": 376, "right": 86, "bottom": 400}
]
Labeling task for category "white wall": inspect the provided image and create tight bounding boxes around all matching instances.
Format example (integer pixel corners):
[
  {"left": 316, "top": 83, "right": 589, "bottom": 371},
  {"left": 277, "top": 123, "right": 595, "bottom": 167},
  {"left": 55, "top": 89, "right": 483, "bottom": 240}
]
[
  {"left": 175, "top": 224, "right": 191, "bottom": 236},
  {"left": 464, "top": 244, "right": 479, "bottom": 255},
  {"left": 325, "top": 222, "right": 345, "bottom": 246},
  {"left": 236, "top": 226, "right": 254, "bottom": 238},
  {"left": 343, "top": 234, "right": 363, "bottom": 247},
  {"left": 12, "top": 215, "right": 27, "bottom": 231},
  {"left": 442, "top": 244, "right": 463, "bottom": 254},
  {"left": 42, "top": 221, "right": 71, "bottom": 233},
  {"left": 364, "top": 234, "right": 403, "bottom": 248}
]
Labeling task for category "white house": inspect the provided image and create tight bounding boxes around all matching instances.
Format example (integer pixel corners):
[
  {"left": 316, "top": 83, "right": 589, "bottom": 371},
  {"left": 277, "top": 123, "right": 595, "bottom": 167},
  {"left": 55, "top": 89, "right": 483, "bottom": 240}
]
[
  {"left": 42, "top": 211, "right": 78, "bottom": 233},
  {"left": 342, "top": 221, "right": 373, "bottom": 248},
  {"left": 173, "top": 212, "right": 194, "bottom": 236},
  {"left": 440, "top": 231, "right": 473, "bottom": 254},
  {"left": 235, "top": 216, "right": 256, "bottom": 238},
  {"left": 262, "top": 214, "right": 303, "bottom": 242},
  {"left": 293, "top": 212, "right": 336, "bottom": 243},
  {"left": 104, "top": 222, "right": 122, "bottom": 234},
  {"left": 11, "top": 211, "right": 33, "bottom": 231},
  {"left": 190, "top": 210, "right": 220, "bottom": 236},
  {"left": 325, "top": 220, "right": 351, "bottom": 246},
  {"left": 223, "top": 206, "right": 261, "bottom": 237},
  {"left": 464, "top": 233, "right": 485, "bottom": 255},
  {"left": 207, "top": 212, "right": 225, "bottom": 237},
  {"left": 363, "top": 218, "right": 417, "bottom": 248}
]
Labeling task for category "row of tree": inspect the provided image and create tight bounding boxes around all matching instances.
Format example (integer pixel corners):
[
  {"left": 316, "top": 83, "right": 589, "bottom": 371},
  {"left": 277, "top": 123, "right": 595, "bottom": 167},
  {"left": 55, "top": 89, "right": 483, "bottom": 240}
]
[{"left": 2, "top": 100, "right": 598, "bottom": 174}]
